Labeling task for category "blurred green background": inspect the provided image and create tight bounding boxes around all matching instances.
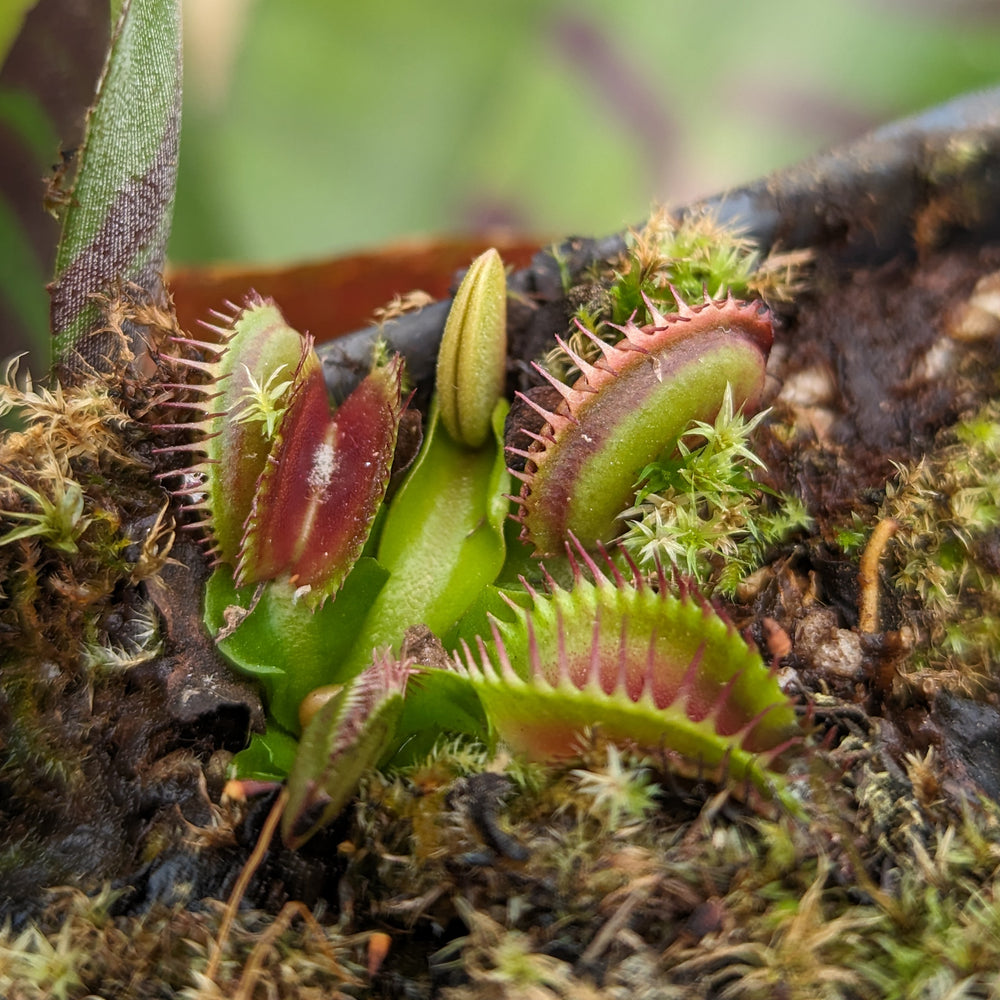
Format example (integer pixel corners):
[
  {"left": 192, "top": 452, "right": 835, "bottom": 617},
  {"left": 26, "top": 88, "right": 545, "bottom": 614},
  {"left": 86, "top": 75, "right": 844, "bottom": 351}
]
[{"left": 3, "top": 0, "right": 1000, "bottom": 363}]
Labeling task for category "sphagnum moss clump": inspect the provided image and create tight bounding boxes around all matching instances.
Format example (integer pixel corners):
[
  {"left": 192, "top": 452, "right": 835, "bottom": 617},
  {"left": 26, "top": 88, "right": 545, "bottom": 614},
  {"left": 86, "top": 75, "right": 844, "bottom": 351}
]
[
  {"left": 882, "top": 397, "right": 1000, "bottom": 692},
  {"left": 9, "top": 733, "right": 1000, "bottom": 998},
  {"left": 544, "top": 208, "right": 811, "bottom": 384},
  {"left": 618, "top": 384, "right": 813, "bottom": 594},
  {"left": 0, "top": 341, "right": 173, "bottom": 802}
]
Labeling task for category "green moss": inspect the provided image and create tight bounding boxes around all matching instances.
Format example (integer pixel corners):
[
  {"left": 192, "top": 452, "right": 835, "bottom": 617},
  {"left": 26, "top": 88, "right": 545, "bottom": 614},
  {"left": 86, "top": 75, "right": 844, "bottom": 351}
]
[
  {"left": 618, "top": 385, "right": 812, "bottom": 594},
  {"left": 544, "top": 209, "right": 811, "bottom": 385},
  {"left": 883, "top": 397, "right": 1000, "bottom": 689}
]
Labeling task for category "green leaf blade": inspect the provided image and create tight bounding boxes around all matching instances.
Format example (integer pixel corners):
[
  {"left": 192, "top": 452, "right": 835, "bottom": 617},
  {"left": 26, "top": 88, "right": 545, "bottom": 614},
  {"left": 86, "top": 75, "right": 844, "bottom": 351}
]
[
  {"left": 204, "top": 557, "right": 390, "bottom": 735},
  {"left": 341, "top": 399, "right": 510, "bottom": 674},
  {"left": 51, "top": 0, "right": 182, "bottom": 374}
]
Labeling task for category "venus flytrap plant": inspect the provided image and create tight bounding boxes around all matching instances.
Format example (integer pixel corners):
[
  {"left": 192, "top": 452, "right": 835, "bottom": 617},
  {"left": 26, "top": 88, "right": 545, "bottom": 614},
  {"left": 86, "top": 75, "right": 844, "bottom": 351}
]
[
  {"left": 238, "top": 340, "right": 402, "bottom": 600},
  {"left": 182, "top": 246, "right": 807, "bottom": 841},
  {"left": 197, "top": 250, "right": 514, "bottom": 824},
  {"left": 155, "top": 294, "right": 406, "bottom": 784},
  {"left": 334, "top": 248, "right": 512, "bottom": 676},
  {"left": 9, "top": 0, "right": 812, "bottom": 866},
  {"left": 27, "top": 7, "right": 1000, "bottom": 986},
  {"left": 40, "top": 11, "right": 806, "bottom": 838},
  {"left": 165, "top": 295, "right": 403, "bottom": 608},
  {"left": 449, "top": 539, "right": 802, "bottom": 812},
  {"left": 163, "top": 298, "right": 313, "bottom": 568},
  {"left": 437, "top": 247, "right": 507, "bottom": 448},
  {"left": 45, "top": 16, "right": 805, "bottom": 836},
  {"left": 282, "top": 650, "right": 419, "bottom": 849},
  {"left": 510, "top": 292, "right": 774, "bottom": 555},
  {"left": 214, "top": 242, "right": 803, "bottom": 841}
]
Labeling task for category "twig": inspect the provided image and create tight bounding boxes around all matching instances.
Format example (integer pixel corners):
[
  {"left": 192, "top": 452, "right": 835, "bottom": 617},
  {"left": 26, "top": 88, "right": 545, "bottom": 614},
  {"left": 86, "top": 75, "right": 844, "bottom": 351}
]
[
  {"left": 204, "top": 786, "right": 288, "bottom": 984},
  {"left": 858, "top": 517, "right": 898, "bottom": 633}
]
